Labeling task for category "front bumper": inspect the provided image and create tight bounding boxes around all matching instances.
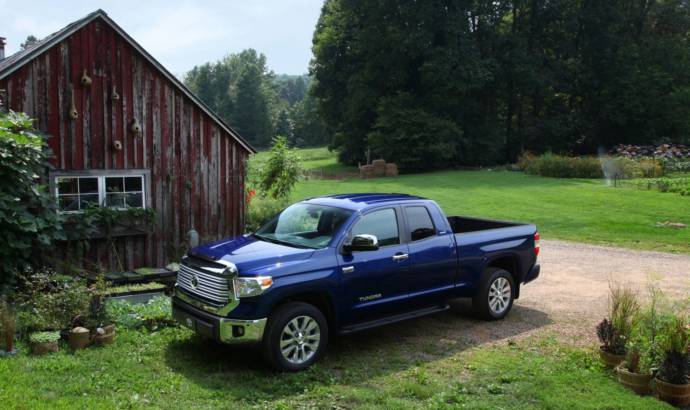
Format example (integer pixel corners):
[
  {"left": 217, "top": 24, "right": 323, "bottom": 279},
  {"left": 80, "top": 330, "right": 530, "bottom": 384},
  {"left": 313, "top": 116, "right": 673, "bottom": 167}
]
[{"left": 172, "top": 293, "right": 266, "bottom": 344}]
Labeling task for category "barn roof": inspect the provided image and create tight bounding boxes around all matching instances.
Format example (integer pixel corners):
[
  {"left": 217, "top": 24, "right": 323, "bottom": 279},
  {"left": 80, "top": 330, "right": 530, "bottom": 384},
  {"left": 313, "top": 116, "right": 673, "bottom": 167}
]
[{"left": 0, "top": 9, "right": 256, "bottom": 154}]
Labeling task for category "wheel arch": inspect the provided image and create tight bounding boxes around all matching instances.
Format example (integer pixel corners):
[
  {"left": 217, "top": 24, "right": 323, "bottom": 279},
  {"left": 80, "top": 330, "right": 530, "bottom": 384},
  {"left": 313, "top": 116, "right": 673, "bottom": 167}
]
[{"left": 486, "top": 255, "right": 521, "bottom": 299}]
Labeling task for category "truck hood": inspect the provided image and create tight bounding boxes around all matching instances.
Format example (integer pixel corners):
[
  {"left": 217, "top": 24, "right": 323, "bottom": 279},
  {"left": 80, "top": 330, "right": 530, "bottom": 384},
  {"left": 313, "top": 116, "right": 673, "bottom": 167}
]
[{"left": 188, "top": 234, "right": 315, "bottom": 276}]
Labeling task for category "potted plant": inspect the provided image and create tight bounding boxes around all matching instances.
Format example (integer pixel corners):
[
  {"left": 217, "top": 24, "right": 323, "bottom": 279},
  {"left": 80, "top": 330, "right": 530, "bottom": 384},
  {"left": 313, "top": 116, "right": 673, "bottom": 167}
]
[
  {"left": 655, "top": 315, "right": 690, "bottom": 406},
  {"left": 615, "top": 289, "right": 664, "bottom": 394},
  {"left": 0, "top": 300, "right": 18, "bottom": 357},
  {"left": 616, "top": 345, "right": 653, "bottom": 394},
  {"left": 69, "top": 326, "right": 90, "bottom": 350},
  {"left": 29, "top": 331, "right": 61, "bottom": 355},
  {"left": 87, "top": 275, "right": 116, "bottom": 346},
  {"left": 597, "top": 285, "right": 639, "bottom": 368}
]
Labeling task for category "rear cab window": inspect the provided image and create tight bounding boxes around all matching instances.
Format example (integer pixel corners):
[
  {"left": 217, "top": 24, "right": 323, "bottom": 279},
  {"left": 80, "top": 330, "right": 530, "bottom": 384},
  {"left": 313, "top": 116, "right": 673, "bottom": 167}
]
[
  {"left": 404, "top": 206, "right": 436, "bottom": 241},
  {"left": 351, "top": 208, "right": 400, "bottom": 246}
]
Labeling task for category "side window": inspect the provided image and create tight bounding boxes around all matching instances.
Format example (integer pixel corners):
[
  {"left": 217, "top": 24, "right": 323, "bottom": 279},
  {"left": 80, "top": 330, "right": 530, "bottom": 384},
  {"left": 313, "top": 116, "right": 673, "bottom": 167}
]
[
  {"left": 351, "top": 208, "right": 399, "bottom": 247},
  {"left": 405, "top": 206, "right": 436, "bottom": 241}
]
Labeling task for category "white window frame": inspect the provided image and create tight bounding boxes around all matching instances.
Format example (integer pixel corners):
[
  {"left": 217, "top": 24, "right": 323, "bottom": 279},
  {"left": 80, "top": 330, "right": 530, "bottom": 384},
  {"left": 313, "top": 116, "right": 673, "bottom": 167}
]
[{"left": 49, "top": 169, "right": 151, "bottom": 214}]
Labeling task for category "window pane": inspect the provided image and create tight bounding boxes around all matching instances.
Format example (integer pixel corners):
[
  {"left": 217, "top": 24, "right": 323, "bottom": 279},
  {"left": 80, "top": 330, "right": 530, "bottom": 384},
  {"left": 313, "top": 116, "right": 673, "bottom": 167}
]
[
  {"left": 58, "top": 195, "right": 79, "bottom": 211},
  {"left": 125, "top": 192, "right": 143, "bottom": 208},
  {"left": 79, "top": 178, "right": 98, "bottom": 194},
  {"left": 352, "top": 208, "right": 399, "bottom": 246},
  {"left": 105, "top": 177, "right": 124, "bottom": 193},
  {"left": 80, "top": 194, "right": 100, "bottom": 209},
  {"left": 405, "top": 206, "right": 436, "bottom": 241},
  {"left": 105, "top": 193, "right": 126, "bottom": 208},
  {"left": 124, "top": 177, "right": 142, "bottom": 192},
  {"left": 57, "top": 178, "right": 78, "bottom": 195}
]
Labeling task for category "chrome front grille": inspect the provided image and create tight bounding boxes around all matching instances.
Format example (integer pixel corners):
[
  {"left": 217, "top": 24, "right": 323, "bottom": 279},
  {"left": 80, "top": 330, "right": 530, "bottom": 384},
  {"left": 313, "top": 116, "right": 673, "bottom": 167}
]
[{"left": 176, "top": 259, "right": 236, "bottom": 305}]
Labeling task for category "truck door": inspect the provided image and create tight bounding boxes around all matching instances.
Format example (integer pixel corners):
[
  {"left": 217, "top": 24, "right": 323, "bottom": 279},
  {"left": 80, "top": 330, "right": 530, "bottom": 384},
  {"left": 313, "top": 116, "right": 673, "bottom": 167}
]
[
  {"left": 403, "top": 205, "right": 457, "bottom": 303},
  {"left": 338, "top": 207, "right": 410, "bottom": 323}
]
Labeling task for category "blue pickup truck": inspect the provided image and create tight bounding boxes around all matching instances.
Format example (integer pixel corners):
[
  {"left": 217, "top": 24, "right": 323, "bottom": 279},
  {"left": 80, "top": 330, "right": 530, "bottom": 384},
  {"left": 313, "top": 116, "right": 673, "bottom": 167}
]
[{"left": 173, "top": 193, "right": 540, "bottom": 371}]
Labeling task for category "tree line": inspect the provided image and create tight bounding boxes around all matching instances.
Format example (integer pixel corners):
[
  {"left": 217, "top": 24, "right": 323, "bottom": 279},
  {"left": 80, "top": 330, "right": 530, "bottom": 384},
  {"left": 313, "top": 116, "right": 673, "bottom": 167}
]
[
  {"left": 310, "top": 0, "right": 690, "bottom": 171},
  {"left": 184, "top": 50, "right": 329, "bottom": 149}
]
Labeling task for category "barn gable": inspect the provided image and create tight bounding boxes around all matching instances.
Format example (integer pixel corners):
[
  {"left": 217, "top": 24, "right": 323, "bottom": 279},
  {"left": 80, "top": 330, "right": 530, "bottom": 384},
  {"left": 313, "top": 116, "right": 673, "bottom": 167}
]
[{"left": 0, "top": 9, "right": 254, "bottom": 271}]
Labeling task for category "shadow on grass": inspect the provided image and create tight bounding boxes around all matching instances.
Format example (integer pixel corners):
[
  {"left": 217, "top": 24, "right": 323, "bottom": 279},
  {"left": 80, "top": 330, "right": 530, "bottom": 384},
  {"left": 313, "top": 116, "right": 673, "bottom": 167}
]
[{"left": 164, "top": 299, "right": 551, "bottom": 401}]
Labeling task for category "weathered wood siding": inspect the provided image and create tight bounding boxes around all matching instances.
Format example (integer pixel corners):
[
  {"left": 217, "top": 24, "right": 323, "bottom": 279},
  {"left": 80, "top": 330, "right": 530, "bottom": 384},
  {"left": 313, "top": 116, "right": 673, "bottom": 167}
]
[{"left": 0, "top": 19, "right": 248, "bottom": 271}]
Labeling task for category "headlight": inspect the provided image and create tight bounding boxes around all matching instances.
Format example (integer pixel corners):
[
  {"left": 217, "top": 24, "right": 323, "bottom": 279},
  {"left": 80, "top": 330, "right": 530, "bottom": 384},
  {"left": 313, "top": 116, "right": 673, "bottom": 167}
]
[{"left": 233, "top": 276, "right": 273, "bottom": 298}]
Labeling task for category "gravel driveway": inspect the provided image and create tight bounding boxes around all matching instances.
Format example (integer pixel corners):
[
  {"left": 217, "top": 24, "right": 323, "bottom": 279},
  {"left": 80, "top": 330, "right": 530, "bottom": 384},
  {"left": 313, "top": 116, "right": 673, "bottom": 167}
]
[{"left": 507, "top": 239, "right": 690, "bottom": 345}]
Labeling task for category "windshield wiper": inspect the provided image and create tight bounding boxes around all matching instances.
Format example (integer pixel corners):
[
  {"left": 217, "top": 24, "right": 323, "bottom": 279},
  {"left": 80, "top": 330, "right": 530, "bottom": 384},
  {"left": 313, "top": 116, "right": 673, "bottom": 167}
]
[{"left": 253, "top": 233, "right": 314, "bottom": 249}]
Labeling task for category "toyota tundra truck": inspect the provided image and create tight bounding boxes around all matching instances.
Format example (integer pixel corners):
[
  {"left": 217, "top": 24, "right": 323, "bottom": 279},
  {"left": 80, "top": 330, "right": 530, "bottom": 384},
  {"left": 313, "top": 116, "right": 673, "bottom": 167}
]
[{"left": 172, "top": 193, "right": 540, "bottom": 371}]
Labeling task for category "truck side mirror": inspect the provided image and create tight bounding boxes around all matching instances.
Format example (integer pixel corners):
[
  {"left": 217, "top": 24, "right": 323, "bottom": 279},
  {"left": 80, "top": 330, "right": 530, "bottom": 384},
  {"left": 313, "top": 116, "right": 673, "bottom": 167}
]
[{"left": 343, "top": 234, "right": 379, "bottom": 253}]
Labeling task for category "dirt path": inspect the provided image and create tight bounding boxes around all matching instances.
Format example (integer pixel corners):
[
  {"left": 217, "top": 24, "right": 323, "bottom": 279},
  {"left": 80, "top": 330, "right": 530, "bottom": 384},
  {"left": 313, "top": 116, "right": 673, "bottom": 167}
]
[{"left": 510, "top": 239, "right": 690, "bottom": 345}]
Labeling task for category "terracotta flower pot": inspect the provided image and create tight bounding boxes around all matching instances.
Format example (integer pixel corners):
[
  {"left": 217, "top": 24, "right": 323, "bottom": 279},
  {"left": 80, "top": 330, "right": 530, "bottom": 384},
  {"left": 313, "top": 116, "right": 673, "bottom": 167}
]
[
  {"left": 615, "top": 364, "right": 651, "bottom": 395},
  {"left": 31, "top": 341, "right": 59, "bottom": 355},
  {"left": 656, "top": 377, "right": 690, "bottom": 407},
  {"left": 93, "top": 325, "right": 116, "bottom": 345},
  {"left": 69, "top": 327, "right": 91, "bottom": 350},
  {"left": 599, "top": 347, "right": 624, "bottom": 368}
]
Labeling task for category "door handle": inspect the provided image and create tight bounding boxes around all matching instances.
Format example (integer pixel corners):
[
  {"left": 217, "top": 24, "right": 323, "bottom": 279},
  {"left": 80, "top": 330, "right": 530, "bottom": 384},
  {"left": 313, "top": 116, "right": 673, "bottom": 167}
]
[
  {"left": 342, "top": 266, "right": 355, "bottom": 274},
  {"left": 392, "top": 253, "right": 409, "bottom": 262}
]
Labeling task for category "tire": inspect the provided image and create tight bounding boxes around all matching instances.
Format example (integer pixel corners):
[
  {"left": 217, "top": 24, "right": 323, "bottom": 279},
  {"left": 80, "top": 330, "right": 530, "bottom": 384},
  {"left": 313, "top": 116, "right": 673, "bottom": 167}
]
[
  {"left": 473, "top": 268, "right": 515, "bottom": 321},
  {"left": 261, "top": 302, "right": 329, "bottom": 371}
]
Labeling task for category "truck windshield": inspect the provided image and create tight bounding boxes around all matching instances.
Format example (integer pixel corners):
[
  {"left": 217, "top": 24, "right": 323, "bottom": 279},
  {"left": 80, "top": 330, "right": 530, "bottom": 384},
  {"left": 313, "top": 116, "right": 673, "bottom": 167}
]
[{"left": 254, "top": 203, "right": 354, "bottom": 249}]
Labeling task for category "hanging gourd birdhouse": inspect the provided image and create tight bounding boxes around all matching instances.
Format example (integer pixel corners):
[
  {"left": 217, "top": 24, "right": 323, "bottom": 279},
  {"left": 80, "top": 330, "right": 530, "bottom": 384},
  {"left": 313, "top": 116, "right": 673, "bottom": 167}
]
[
  {"left": 130, "top": 118, "right": 141, "bottom": 135},
  {"left": 80, "top": 70, "right": 92, "bottom": 87},
  {"left": 68, "top": 86, "right": 78, "bottom": 120},
  {"left": 112, "top": 140, "right": 123, "bottom": 151}
]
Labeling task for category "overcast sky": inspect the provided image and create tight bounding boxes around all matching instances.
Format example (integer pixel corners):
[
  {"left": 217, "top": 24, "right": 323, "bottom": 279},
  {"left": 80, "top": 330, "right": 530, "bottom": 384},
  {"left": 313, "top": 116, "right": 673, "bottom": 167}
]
[{"left": 0, "top": 0, "right": 323, "bottom": 76}]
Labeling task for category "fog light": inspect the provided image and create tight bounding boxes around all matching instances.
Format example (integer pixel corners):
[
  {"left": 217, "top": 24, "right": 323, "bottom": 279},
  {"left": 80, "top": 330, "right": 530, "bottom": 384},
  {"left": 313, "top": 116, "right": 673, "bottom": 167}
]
[{"left": 232, "top": 325, "right": 245, "bottom": 337}]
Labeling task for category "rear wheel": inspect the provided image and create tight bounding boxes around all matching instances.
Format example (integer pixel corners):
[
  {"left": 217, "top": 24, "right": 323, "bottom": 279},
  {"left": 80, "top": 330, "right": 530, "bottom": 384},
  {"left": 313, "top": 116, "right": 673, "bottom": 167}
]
[
  {"left": 261, "top": 302, "right": 328, "bottom": 371},
  {"left": 473, "top": 268, "right": 515, "bottom": 320}
]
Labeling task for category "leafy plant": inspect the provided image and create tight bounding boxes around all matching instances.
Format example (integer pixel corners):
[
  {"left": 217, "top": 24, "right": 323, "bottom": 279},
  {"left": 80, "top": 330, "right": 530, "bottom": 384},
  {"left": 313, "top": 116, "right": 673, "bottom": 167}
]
[
  {"left": 86, "top": 274, "right": 111, "bottom": 329},
  {"left": 106, "top": 296, "right": 175, "bottom": 331},
  {"left": 15, "top": 267, "right": 92, "bottom": 334},
  {"left": 0, "top": 111, "right": 65, "bottom": 294},
  {"left": 598, "top": 285, "right": 639, "bottom": 354},
  {"left": 259, "top": 136, "right": 302, "bottom": 199},
  {"left": 656, "top": 315, "right": 690, "bottom": 384},
  {"left": 28, "top": 330, "right": 60, "bottom": 344},
  {"left": 623, "top": 287, "right": 665, "bottom": 374},
  {"left": 597, "top": 318, "right": 618, "bottom": 353}
]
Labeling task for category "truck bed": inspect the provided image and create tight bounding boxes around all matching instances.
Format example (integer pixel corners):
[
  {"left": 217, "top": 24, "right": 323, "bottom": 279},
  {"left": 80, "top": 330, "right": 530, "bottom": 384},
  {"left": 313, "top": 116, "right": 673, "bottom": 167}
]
[{"left": 447, "top": 216, "right": 524, "bottom": 234}]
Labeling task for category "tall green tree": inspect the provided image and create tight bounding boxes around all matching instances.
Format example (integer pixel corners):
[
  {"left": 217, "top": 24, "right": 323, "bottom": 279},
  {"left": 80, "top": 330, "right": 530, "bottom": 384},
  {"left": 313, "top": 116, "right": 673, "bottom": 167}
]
[{"left": 311, "top": 0, "right": 690, "bottom": 171}]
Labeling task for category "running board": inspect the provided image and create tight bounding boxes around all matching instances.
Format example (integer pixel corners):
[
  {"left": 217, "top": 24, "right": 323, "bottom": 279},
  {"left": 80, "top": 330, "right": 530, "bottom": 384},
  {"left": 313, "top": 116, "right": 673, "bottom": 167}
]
[{"left": 339, "top": 304, "right": 449, "bottom": 335}]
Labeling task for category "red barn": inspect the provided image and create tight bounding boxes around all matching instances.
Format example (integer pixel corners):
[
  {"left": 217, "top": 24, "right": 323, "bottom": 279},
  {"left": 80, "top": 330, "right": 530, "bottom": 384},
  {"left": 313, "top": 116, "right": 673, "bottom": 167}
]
[{"left": 0, "top": 9, "right": 255, "bottom": 272}]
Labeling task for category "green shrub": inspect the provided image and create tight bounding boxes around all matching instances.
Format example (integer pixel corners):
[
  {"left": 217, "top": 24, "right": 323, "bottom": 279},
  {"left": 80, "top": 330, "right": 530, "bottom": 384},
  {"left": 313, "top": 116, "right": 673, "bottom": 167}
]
[
  {"left": 106, "top": 296, "right": 175, "bottom": 331},
  {"left": 15, "top": 268, "right": 92, "bottom": 334},
  {"left": 518, "top": 153, "right": 664, "bottom": 179},
  {"left": 245, "top": 196, "right": 288, "bottom": 232},
  {"left": 519, "top": 153, "right": 604, "bottom": 178},
  {"left": 0, "top": 112, "right": 65, "bottom": 293}
]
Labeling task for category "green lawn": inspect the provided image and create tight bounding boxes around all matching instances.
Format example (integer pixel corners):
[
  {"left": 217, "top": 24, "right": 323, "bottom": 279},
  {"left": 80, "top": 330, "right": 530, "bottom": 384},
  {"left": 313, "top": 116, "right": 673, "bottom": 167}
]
[
  {"left": 253, "top": 146, "right": 358, "bottom": 176},
  {"left": 290, "top": 169, "right": 690, "bottom": 254},
  {"left": 0, "top": 326, "right": 669, "bottom": 409}
]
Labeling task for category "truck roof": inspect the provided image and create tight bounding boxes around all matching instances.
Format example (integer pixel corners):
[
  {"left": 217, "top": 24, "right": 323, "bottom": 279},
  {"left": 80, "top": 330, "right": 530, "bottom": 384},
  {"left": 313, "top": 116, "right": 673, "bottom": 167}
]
[{"left": 302, "top": 193, "right": 429, "bottom": 210}]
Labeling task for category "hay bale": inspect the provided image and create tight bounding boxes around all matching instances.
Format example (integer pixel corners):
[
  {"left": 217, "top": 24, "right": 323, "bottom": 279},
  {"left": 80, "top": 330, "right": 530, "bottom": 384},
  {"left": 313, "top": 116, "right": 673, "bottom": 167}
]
[
  {"left": 372, "top": 159, "right": 386, "bottom": 177},
  {"left": 360, "top": 164, "right": 375, "bottom": 179},
  {"left": 385, "top": 163, "right": 399, "bottom": 177}
]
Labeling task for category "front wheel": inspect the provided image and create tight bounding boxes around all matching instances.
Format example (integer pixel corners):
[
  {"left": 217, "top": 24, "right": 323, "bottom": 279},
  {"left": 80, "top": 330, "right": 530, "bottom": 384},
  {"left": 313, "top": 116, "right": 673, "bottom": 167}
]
[
  {"left": 473, "top": 268, "right": 515, "bottom": 320},
  {"left": 261, "top": 302, "right": 328, "bottom": 371}
]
